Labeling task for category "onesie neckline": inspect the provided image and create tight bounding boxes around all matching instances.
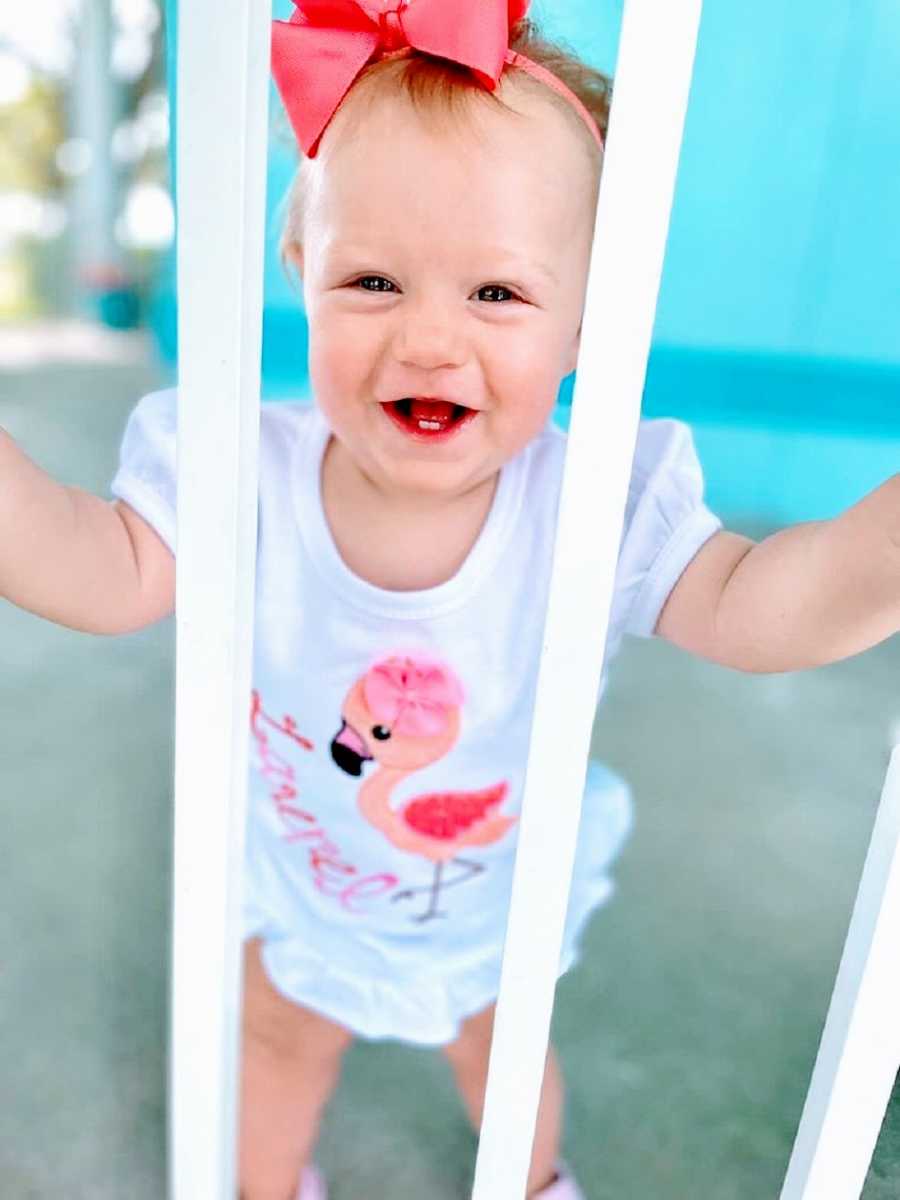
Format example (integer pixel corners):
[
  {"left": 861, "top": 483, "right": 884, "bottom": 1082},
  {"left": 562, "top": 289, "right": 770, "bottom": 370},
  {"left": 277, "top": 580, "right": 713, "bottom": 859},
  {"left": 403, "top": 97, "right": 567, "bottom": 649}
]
[{"left": 292, "top": 404, "right": 528, "bottom": 620}]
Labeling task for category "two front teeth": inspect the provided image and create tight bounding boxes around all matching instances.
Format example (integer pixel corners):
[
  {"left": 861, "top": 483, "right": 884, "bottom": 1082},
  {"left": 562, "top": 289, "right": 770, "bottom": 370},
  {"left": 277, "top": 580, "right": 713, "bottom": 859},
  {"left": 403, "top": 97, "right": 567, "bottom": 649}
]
[{"left": 393, "top": 397, "right": 469, "bottom": 432}]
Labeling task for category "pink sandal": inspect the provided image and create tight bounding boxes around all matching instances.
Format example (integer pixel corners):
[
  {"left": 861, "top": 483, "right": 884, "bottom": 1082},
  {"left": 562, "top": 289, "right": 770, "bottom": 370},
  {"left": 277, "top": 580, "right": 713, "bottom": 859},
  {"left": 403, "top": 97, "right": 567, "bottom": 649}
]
[
  {"left": 295, "top": 1164, "right": 328, "bottom": 1200},
  {"left": 531, "top": 1162, "right": 585, "bottom": 1199}
]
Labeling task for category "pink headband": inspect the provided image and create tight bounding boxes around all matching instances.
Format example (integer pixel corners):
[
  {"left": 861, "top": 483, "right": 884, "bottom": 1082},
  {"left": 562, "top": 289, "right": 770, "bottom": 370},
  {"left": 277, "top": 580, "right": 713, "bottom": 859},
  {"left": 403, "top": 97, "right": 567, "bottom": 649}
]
[{"left": 271, "top": 0, "right": 605, "bottom": 159}]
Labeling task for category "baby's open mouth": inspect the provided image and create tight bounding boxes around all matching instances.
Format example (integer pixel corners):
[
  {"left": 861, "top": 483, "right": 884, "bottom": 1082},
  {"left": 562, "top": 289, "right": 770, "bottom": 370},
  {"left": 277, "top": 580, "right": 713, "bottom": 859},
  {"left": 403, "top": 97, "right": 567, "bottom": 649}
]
[{"left": 382, "top": 397, "right": 475, "bottom": 438}]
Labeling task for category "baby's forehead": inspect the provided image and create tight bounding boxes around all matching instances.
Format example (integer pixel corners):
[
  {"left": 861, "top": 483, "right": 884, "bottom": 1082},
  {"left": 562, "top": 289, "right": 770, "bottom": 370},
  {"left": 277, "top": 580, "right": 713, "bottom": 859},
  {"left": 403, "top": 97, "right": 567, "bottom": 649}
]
[
  {"left": 324, "top": 69, "right": 593, "bottom": 177},
  {"left": 318, "top": 124, "right": 589, "bottom": 245},
  {"left": 294, "top": 68, "right": 600, "bottom": 262}
]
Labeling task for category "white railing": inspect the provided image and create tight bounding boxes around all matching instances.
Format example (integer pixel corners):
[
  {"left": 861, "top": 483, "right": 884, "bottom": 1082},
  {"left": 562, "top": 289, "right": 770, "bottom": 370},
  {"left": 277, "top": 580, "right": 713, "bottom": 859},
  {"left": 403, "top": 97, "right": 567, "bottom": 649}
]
[
  {"left": 779, "top": 745, "right": 900, "bottom": 1200},
  {"left": 471, "top": 1, "right": 704, "bottom": 1195},
  {"left": 172, "top": 2, "right": 271, "bottom": 1198},
  {"left": 171, "top": 1, "right": 900, "bottom": 1197}
]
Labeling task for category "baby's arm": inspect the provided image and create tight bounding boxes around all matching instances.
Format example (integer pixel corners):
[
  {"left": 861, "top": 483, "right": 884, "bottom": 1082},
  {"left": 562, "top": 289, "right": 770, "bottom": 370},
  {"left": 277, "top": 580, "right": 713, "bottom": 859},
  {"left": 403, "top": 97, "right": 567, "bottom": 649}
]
[
  {"left": 655, "top": 473, "right": 900, "bottom": 673},
  {"left": 0, "top": 427, "right": 174, "bottom": 635}
]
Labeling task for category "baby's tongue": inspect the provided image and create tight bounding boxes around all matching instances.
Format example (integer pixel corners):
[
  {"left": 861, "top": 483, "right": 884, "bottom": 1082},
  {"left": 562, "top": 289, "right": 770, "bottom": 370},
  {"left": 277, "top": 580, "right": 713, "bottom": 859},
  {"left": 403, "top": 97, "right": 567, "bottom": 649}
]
[{"left": 409, "top": 398, "right": 456, "bottom": 425}]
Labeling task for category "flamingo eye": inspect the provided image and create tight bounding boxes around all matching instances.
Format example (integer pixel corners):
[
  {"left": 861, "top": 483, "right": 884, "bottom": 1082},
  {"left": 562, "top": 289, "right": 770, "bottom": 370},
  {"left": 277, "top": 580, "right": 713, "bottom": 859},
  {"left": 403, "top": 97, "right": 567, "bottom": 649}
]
[{"left": 372, "top": 725, "right": 392, "bottom": 741}]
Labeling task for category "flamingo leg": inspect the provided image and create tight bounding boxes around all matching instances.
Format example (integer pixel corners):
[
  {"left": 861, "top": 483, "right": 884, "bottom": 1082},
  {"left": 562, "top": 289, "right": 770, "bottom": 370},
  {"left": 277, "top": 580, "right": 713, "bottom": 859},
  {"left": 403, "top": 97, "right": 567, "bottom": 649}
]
[
  {"left": 393, "top": 858, "right": 486, "bottom": 922},
  {"left": 417, "top": 861, "right": 445, "bottom": 923},
  {"left": 444, "top": 857, "right": 486, "bottom": 888}
]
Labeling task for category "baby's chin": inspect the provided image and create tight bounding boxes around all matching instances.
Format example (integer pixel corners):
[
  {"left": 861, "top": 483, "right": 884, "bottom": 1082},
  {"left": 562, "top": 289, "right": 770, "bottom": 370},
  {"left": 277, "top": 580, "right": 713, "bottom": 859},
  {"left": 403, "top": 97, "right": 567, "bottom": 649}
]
[{"left": 370, "top": 452, "right": 502, "bottom": 505}]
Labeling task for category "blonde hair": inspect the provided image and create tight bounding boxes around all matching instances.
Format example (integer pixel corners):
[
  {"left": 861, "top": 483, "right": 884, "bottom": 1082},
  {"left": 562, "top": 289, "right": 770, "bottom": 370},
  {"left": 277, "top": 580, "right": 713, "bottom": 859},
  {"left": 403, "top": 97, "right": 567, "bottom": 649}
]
[{"left": 279, "top": 16, "right": 612, "bottom": 263}]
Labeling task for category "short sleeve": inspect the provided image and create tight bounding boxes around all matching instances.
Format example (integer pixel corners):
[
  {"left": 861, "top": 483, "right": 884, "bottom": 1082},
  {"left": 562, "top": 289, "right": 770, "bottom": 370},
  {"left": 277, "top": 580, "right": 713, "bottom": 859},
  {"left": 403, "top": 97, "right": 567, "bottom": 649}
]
[
  {"left": 611, "top": 418, "right": 722, "bottom": 643},
  {"left": 108, "top": 388, "right": 178, "bottom": 553}
]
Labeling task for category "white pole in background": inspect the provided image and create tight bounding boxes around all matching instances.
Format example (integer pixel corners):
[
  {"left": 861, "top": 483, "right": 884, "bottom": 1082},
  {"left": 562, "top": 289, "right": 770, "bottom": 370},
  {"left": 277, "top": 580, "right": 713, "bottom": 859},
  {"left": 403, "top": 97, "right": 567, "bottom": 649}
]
[
  {"left": 779, "top": 745, "right": 900, "bottom": 1200},
  {"left": 470, "top": 2, "right": 704, "bottom": 1197},
  {"left": 71, "top": 0, "right": 121, "bottom": 295},
  {"left": 171, "top": 2, "right": 271, "bottom": 1198}
]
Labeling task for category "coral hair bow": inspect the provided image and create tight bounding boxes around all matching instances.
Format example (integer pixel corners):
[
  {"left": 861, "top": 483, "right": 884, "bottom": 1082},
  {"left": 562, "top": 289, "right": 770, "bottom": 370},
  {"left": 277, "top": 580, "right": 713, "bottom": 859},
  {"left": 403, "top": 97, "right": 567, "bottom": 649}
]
[{"left": 272, "top": 0, "right": 531, "bottom": 158}]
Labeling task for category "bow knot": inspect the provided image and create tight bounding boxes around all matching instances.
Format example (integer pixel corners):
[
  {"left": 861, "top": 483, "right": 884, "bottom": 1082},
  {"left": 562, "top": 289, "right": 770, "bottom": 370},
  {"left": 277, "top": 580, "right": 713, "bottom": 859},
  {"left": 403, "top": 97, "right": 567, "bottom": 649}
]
[
  {"left": 377, "top": 7, "right": 406, "bottom": 51},
  {"left": 376, "top": 12, "right": 405, "bottom": 48}
]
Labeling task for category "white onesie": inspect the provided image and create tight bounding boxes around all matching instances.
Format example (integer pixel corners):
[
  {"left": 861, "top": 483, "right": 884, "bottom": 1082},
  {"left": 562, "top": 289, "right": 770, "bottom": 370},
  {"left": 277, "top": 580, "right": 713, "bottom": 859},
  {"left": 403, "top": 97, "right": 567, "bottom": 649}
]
[{"left": 110, "top": 390, "right": 722, "bottom": 1045}]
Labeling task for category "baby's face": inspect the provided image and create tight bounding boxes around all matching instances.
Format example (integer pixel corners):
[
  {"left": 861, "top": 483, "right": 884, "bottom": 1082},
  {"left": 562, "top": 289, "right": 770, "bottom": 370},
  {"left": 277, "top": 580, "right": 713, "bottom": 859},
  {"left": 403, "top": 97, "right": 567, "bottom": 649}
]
[{"left": 294, "top": 78, "right": 598, "bottom": 503}]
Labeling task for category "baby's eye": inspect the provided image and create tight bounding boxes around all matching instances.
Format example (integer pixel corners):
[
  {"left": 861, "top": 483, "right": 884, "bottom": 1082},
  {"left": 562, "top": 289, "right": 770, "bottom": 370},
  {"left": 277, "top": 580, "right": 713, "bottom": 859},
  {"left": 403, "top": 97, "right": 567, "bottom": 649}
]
[
  {"left": 476, "top": 284, "right": 520, "bottom": 303},
  {"left": 349, "top": 277, "right": 521, "bottom": 302},
  {"left": 351, "top": 275, "right": 396, "bottom": 293}
]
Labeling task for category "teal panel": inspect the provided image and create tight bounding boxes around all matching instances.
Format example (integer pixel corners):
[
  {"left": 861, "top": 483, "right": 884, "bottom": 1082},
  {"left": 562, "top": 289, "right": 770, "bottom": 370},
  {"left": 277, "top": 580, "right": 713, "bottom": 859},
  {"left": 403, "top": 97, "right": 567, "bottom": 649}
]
[{"left": 657, "top": 0, "right": 900, "bottom": 365}]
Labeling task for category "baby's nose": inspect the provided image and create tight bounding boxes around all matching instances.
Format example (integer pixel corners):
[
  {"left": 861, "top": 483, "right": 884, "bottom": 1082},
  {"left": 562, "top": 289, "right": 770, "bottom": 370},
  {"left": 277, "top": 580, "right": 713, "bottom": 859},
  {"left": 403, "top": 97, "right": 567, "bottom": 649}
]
[{"left": 393, "top": 303, "right": 466, "bottom": 371}]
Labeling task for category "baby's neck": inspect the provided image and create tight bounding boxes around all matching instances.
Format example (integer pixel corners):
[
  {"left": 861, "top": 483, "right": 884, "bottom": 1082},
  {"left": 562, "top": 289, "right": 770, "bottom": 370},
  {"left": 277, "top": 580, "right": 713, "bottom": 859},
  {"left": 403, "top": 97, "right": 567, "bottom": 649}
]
[{"left": 320, "top": 436, "right": 499, "bottom": 592}]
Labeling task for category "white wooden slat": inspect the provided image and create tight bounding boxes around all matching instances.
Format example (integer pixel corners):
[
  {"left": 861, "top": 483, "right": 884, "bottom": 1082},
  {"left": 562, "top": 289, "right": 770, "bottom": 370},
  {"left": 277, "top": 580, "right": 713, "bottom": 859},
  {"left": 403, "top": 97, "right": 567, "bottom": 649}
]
[
  {"left": 171, "top": 2, "right": 271, "bottom": 1198},
  {"left": 470, "top": 2, "right": 704, "bottom": 1197},
  {"left": 780, "top": 745, "right": 900, "bottom": 1200}
]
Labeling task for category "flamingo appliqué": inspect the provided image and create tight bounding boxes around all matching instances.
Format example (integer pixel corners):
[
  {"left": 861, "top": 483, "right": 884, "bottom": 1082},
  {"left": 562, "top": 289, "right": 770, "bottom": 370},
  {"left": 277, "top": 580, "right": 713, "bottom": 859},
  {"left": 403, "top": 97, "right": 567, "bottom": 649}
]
[{"left": 330, "top": 655, "right": 516, "bottom": 923}]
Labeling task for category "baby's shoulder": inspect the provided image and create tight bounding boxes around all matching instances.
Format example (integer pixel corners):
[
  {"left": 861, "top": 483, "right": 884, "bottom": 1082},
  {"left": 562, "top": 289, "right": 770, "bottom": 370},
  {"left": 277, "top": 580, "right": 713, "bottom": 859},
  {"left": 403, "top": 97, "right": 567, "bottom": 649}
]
[
  {"left": 258, "top": 397, "right": 317, "bottom": 457},
  {"left": 122, "top": 389, "right": 315, "bottom": 437},
  {"left": 533, "top": 414, "right": 699, "bottom": 491},
  {"left": 259, "top": 397, "right": 315, "bottom": 433},
  {"left": 630, "top": 416, "right": 700, "bottom": 485},
  {"left": 118, "top": 390, "right": 319, "bottom": 488}
]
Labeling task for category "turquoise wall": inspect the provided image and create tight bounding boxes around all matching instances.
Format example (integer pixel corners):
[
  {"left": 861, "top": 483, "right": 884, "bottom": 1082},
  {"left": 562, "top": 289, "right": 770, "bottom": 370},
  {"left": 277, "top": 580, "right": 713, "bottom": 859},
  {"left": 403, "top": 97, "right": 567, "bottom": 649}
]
[
  {"left": 655, "top": 0, "right": 899, "bottom": 366},
  {"left": 535, "top": 0, "right": 899, "bottom": 366}
]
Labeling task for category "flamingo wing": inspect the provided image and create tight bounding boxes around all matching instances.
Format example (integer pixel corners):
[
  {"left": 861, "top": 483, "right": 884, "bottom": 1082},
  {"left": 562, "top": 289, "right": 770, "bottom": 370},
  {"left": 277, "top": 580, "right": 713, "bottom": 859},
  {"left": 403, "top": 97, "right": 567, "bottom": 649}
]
[{"left": 402, "top": 781, "right": 509, "bottom": 841}]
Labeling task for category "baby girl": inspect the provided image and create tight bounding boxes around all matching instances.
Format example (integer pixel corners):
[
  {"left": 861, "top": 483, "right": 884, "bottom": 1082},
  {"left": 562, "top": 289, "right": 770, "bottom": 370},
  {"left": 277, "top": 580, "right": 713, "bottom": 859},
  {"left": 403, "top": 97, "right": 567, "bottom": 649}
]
[{"left": 1, "top": 1, "right": 898, "bottom": 1197}]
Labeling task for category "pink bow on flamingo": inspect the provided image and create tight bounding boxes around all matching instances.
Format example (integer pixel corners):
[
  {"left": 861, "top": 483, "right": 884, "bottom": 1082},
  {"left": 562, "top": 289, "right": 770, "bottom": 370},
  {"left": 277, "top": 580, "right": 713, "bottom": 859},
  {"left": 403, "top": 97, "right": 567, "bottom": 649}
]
[
  {"left": 363, "top": 655, "right": 465, "bottom": 737},
  {"left": 272, "top": 0, "right": 530, "bottom": 157}
]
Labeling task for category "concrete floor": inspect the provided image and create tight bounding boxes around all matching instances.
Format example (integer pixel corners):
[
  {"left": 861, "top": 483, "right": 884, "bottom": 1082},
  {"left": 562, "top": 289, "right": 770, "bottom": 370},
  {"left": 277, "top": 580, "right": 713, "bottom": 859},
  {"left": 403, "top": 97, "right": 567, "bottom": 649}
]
[{"left": 2, "top": 340, "right": 899, "bottom": 1198}]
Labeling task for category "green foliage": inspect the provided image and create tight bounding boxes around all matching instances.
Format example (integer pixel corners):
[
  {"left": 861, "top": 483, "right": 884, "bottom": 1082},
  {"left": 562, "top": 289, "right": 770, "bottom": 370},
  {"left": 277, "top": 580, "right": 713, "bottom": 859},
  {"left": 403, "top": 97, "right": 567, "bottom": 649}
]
[{"left": 0, "top": 78, "right": 65, "bottom": 194}]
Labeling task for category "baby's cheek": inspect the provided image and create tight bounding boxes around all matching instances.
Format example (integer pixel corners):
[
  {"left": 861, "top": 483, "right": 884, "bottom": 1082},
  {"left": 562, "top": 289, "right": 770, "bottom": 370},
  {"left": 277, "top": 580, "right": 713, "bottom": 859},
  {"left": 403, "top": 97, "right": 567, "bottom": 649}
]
[
  {"left": 315, "top": 316, "right": 380, "bottom": 387},
  {"left": 496, "top": 388, "right": 557, "bottom": 456},
  {"left": 508, "top": 356, "right": 561, "bottom": 418},
  {"left": 308, "top": 324, "right": 355, "bottom": 396}
]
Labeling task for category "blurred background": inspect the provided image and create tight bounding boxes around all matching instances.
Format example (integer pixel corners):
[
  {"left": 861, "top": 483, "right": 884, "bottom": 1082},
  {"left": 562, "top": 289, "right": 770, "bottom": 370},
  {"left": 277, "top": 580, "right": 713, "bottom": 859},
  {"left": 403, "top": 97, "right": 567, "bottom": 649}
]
[
  {"left": 1, "top": 1, "right": 899, "bottom": 1197},
  {"left": 1, "top": 0, "right": 169, "bottom": 330}
]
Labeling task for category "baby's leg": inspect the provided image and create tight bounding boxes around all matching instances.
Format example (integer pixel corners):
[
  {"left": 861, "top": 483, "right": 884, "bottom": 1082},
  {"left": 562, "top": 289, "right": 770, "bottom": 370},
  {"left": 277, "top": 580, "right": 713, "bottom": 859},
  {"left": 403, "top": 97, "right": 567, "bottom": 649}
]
[
  {"left": 442, "top": 1002, "right": 563, "bottom": 1197},
  {"left": 240, "top": 938, "right": 353, "bottom": 1200}
]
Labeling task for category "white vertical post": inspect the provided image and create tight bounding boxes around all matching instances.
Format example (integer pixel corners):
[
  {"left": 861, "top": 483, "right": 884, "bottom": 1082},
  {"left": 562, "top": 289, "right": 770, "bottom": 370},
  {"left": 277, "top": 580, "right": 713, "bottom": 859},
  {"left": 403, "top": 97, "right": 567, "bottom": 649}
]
[
  {"left": 71, "top": 0, "right": 121, "bottom": 285},
  {"left": 471, "top": 2, "right": 704, "bottom": 1198},
  {"left": 171, "top": 2, "right": 271, "bottom": 1198},
  {"left": 779, "top": 746, "right": 900, "bottom": 1200}
]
